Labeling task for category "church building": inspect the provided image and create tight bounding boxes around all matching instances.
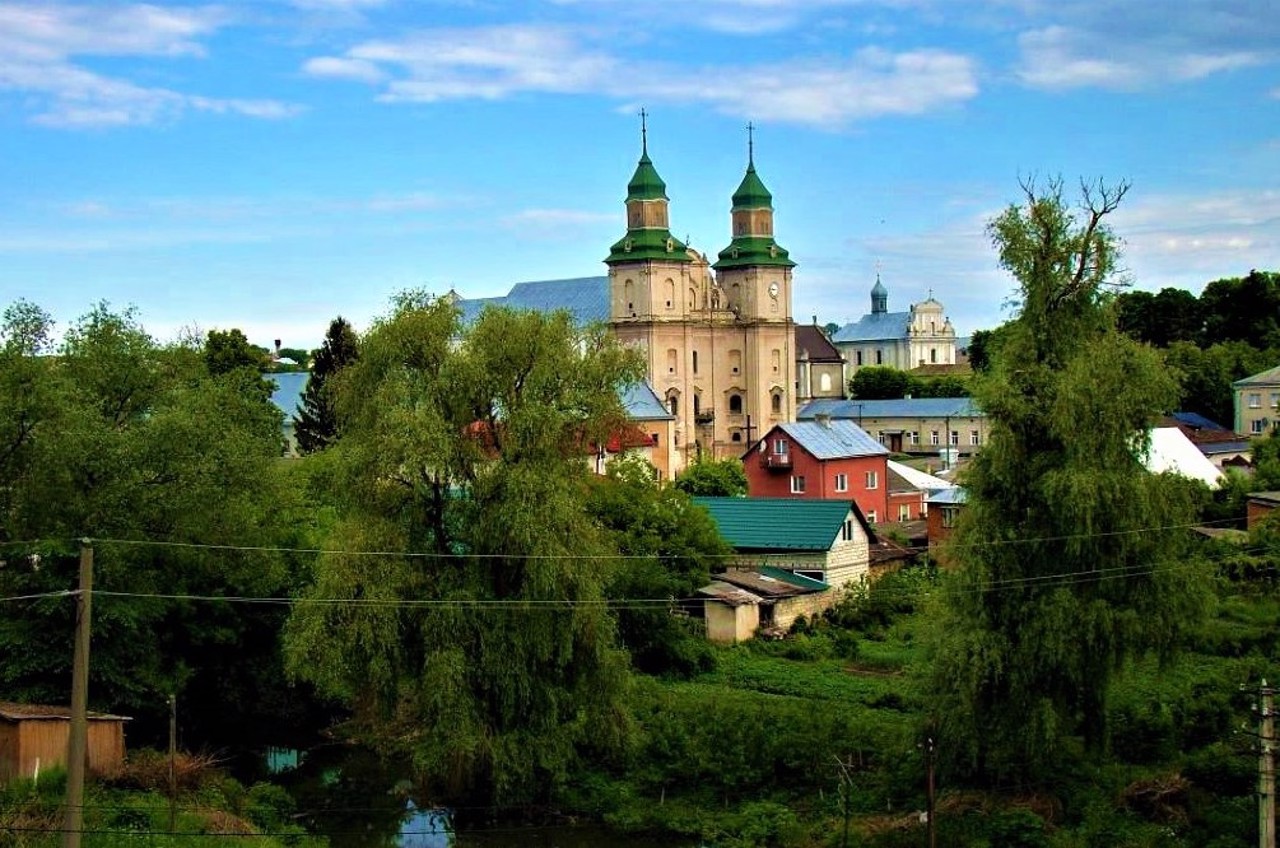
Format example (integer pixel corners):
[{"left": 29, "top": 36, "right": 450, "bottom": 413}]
[
  {"left": 831, "top": 277, "right": 957, "bottom": 380},
  {"left": 607, "top": 124, "right": 797, "bottom": 467}
]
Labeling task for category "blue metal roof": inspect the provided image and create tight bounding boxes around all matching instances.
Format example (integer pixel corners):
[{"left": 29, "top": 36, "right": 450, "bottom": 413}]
[
  {"left": 1170, "top": 411, "right": 1229, "bottom": 431},
  {"left": 927, "top": 487, "right": 968, "bottom": 505},
  {"left": 775, "top": 419, "right": 888, "bottom": 459},
  {"left": 457, "top": 276, "right": 610, "bottom": 326},
  {"left": 621, "top": 381, "right": 673, "bottom": 421},
  {"left": 798, "top": 397, "right": 983, "bottom": 420},
  {"left": 831, "top": 311, "right": 911, "bottom": 343}
]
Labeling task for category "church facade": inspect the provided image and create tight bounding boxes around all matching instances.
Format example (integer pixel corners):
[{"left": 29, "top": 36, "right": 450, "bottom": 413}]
[
  {"left": 605, "top": 130, "right": 797, "bottom": 469},
  {"left": 831, "top": 277, "right": 957, "bottom": 381}
]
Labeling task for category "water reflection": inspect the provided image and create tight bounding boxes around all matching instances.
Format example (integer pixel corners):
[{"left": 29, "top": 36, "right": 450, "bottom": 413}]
[{"left": 399, "top": 802, "right": 452, "bottom": 848}]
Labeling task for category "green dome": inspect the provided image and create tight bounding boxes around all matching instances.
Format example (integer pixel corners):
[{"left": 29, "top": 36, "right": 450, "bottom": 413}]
[
  {"left": 731, "top": 162, "right": 773, "bottom": 211},
  {"left": 627, "top": 150, "right": 668, "bottom": 202}
]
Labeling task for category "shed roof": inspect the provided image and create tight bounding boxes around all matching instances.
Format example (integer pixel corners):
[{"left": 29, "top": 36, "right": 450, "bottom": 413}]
[
  {"left": 927, "top": 487, "right": 968, "bottom": 506},
  {"left": 798, "top": 397, "right": 982, "bottom": 420},
  {"left": 766, "top": 420, "right": 888, "bottom": 460},
  {"left": 0, "top": 702, "right": 130, "bottom": 722},
  {"left": 693, "top": 496, "right": 868, "bottom": 551},
  {"left": 887, "top": 459, "right": 954, "bottom": 493},
  {"left": 714, "top": 567, "right": 829, "bottom": 599}
]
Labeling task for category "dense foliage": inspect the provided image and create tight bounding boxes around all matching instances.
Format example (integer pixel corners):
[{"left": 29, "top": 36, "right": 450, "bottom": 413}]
[
  {"left": 673, "top": 456, "right": 749, "bottom": 497},
  {"left": 284, "top": 295, "right": 647, "bottom": 806},
  {"left": 847, "top": 365, "right": 971, "bottom": 400},
  {"left": 928, "top": 180, "right": 1213, "bottom": 780},
  {"left": 0, "top": 302, "right": 321, "bottom": 748}
]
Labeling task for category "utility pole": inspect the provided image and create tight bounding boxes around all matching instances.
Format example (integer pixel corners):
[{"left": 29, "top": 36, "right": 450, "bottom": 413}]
[
  {"left": 1259, "top": 680, "right": 1276, "bottom": 848},
  {"left": 169, "top": 694, "right": 178, "bottom": 832},
  {"left": 62, "top": 542, "right": 93, "bottom": 848},
  {"left": 924, "top": 735, "right": 937, "bottom": 848}
]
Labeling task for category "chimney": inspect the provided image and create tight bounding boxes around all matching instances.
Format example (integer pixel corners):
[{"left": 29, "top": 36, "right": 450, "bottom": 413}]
[{"left": 815, "top": 413, "right": 831, "bottom": 429}]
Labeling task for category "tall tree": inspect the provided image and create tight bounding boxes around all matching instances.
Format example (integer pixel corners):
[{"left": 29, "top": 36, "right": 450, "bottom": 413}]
[
  {"left": 1199, "top": 270, "right": 1280, "bottom": 349},
  {"left": 0, "top": 303, "right": 319, "bottom": 749},
  {"left": 929, "top": 180, "right": 1211, "bottom": 781},
  {"left": 293, "top": 316, "right": 359, "bottom": 455},
  {"left": 848, "top": 365, "right": 913, "bottom": 399},
  {"left": 284, "top": 295, "right": 646, "bottom": 806}
]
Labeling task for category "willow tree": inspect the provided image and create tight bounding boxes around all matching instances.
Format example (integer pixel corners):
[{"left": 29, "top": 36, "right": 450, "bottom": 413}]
[
  {"left": 929, "top": 180, "right": 1211, "bottom": 781},
  {"left": 284, "top": 293, "right": 646, "bottom": 805}
]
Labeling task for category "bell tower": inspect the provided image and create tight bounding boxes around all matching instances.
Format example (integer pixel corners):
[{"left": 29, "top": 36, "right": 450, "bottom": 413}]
[{"left": 712, "top": 125, "right": 797, "bottom": 430}]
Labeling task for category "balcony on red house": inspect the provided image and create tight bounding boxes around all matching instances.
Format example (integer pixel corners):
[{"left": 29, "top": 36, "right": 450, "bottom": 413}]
[{"left": 761, "top": 451, "right": 792, "bottom": 471}]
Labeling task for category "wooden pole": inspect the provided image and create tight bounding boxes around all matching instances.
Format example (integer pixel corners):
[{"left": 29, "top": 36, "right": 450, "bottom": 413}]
[
  {"left": 169, "top": 693, "right": 178, "bottom": 832},
  {"left": 61, "top": 543, "right": 93, "bottom": 848},
  {"left": 1262, "top": 680, "right": 1276, "bottom": 848}
]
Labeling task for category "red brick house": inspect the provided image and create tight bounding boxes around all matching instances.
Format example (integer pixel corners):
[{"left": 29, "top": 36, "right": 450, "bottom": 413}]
[
  {"left": 743, "top": 418, "right": 890, "bottom": 523},
  {"left": 926, "top": 487, "right": 967, "bottom": 566}
]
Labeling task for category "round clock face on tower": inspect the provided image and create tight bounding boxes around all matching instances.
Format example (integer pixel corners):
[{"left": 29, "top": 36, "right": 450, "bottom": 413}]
[{"left": 768, "top": 282, "right": 779, "bottom": 299}]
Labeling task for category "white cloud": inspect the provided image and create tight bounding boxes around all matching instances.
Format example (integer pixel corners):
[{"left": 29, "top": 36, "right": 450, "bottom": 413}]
[
  {"left": 1016, "top": 25, "right": 1265, "bottom": 90},
  {"left": 0, "top": 2, "right": 302, "bottom": 127},
  {"left": 305, "top": 25, "right": 978, "bottom": 127}
]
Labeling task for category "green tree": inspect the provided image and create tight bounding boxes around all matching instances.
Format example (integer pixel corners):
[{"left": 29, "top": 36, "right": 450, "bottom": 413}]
[
  {"left": 586, "top": 454, "right": 729, "bottom": 676},
  {"left": 1165, "top": 340, "right": 1274, "bottom": 425},
  {"left": 0, "top": 303, "right": 319, "bottom": 749},
  {"left": 1200, "top": 270, "right": 1280, "bottom": 349},
  {"left": 293, "top": 316, "right": 360, "bottom": 455},
  {"left": 673, "top": 456, "right": 748, "bottom": 497},
  {"left": 848, "top": 365, "right": 912, "bottom": 399},
  {"left": 283, "top": 295, "right": 645, "bottom": 805},
  {"left": 966, "top": 327, "right": 1007, "bottom": 373},
  {"left": 204, "top": 328, "right": 268, "bottom": 375},
  {"left": 929, "top": 180, "right": 1211, "bottom": 781},
  {"left": 1116, "top": 287, "right": 1203, "bottom": 347}
]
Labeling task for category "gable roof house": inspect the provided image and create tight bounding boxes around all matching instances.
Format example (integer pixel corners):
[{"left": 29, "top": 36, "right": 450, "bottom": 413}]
[
  {"left": 797, "top": 396, "right": 987, "bottom": 461},
  {"left": 1233, "top": 364, "right": 1280, "bottom": 437},
  {"left": 693, "top": 497, "right": 877, "bottom": 642},
  {"left": 795, "top": 323, "right": 846, "bottom": 402},
  {"left": 743, "top": 418, "right": 890, "bottom": 523}
]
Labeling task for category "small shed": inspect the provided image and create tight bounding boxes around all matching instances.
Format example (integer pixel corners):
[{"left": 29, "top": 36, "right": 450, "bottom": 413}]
[
  {"left": 0, "top": 702, "right": 130, "bottom": 783},
  {"left": 698, "top": 567, "right": 831, "bottom": 643}
]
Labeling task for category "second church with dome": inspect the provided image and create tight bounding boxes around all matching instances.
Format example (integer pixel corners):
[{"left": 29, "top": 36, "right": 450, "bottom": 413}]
[{"left": 606, "top": 121, "right": 797, "bottom": 465}]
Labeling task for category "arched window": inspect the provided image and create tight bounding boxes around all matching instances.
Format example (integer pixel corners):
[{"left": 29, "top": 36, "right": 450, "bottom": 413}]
[
  {"left": 729, "top": 349, "right": 742, "bottom": 375},
  {"left": 692, "top": 350, "right": 699, "bottom": 374},
  {"left": 729, "top": 394, "right": 743, "bottom": 415},
  {"left": 693, "top": 393, "right": 702, "bottom": 416},
  {"left": 666, "top": 348, "right": 678, "bottom": 374},
  {"left": 731, "top": 431, "right": 742, "bottom": 442},
  {"left": 689, "top": 287, "right": 698, "bottom": 310},
  {"left": 771, "top": 393, "right": 782, "bottom": 414},
  {"left": 664, "top": 278, "right": 675, "bottom": 309},
  {"left": 665, "top": 389, "right": 680, "bottom": 416},
  {"left": 624, "top": 279, "right": 634, "bottom": 313}
]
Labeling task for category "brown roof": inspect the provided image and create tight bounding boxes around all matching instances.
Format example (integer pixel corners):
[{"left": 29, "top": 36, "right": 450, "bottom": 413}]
[
  {"left": 697, "top": 582, "right": 761, "bottom": 607},
  {"left": 0, "top": 702, "right": 130, "bottom": 722},
  {"left": 713, "top": 569, "right": 827, "bottom": 600},
  {"left": 795, "top": 325, "right": 843, "bottom": 363}
]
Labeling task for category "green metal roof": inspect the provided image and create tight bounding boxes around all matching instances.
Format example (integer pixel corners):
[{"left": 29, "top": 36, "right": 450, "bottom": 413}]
[
  {"left": 692, "top": 497, "right": 858, "bottom": 551},
  {"left": 712, "top": 235, "right": 795, "bottom": 270},
  {"left": 1233, "top": 364, "right": 1280, "bottom": 388},
  {"left": 731, "top": 162, "right": 773, "bottom": 210},
  {"left": 605, "top": 227, "right": 692, "bottom": 265},
  {"left": 627, "top": 150, "right": 668, "bottom": 202}
]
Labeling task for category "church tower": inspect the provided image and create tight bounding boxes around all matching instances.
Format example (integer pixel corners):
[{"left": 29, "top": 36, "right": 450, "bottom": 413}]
[
  {"left": 607, "top": 118, "right": 797, "bottom": 470},
  {"left": 712, "top": 128, "right": 797, "bottom": 433}
]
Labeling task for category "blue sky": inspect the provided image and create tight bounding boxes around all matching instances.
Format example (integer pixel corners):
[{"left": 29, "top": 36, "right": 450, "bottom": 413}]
[{"left": 1, "top": 0, "right": 1277, "bottom": 349}]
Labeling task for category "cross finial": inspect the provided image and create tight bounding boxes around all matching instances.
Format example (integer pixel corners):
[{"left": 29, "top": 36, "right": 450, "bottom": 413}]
[
  {"left": 928, "top": 287, "right": 934, "bottom": 300},
  {"left": 875, "top": 259, "right": 882, "bottom": 280},
  {"left": 640, "top": 107, "right": 648, "bottom": 155},
  {"left": 746, "top": 121, "right": 755, "bottom": 167}
]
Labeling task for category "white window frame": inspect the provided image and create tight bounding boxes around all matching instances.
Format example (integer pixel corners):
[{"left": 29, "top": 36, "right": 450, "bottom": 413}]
[
  {"left": 1250, "top": 393, "right": 1262, "bottom": 409},
  {"left": 865, "top": 471, "right": 878, "bottom": 490},
  {"left": 970, "top": 430, "right": 980, "bottom": 446},
  {"left": 909, "top": 431, "right": 919, "bottom": 445},
  {"left": 949, "top": 430, "right": 959, "bottom": 446},
  {"left": 930, "top": 430, "right": 940, "bottom": 446},
  {"left": 773, "top": 439, "right": 788, "bottom": 455},
  {"left": 866, "top": 510, "right": 877, "bottom": 524},
  {"left": 1253, "top": 419, "right": 1266, "bottom": 434},
  {"left": 898, "top": 503, "right": 911, "bottom": 521},
  {"left": 790, "top": 475, "right": 806, "bottom": 494},
  {"left": 834, "top": 473, "right": 848, "bottom": 493}
]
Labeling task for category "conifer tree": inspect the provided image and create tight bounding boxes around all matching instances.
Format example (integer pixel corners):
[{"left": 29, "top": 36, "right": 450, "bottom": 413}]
[
  {"left": 929, "top": 180, "right": 1212, "bottom": 781},
  {"left": 293, "top": 316, "right": 358, "bottom": 454}
]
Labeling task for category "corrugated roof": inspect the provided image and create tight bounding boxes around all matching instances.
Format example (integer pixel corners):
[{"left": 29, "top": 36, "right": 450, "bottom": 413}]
[
  {"left": 927, "top": 487, "right": 968, "bottom": 506},
  {"left": 831, "top": 311, "right": 911, "bottom": 343},
  {"left": 693, "top": 497, "right": 856, "bottom": 551},
  {"left": 798, "top": 397, "right": 982, "bottom": 420},
  {"left": 698, "top": 581, "right": 760, "bottom": 607},
  {"left": 621, "top": 381, "right": 673, "bottom": 421},
  {"left": 456, "top": 276, "right": 610, "bottom": 326},
  {"left": 795, "top": 325, "right": 843, "bottom": 363},
  {"left": 1170, "top": 411, "right": 1229, "bottom": 432},
  {"left": 774, "top": 419, "right": 888, "bottom": 460}
]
